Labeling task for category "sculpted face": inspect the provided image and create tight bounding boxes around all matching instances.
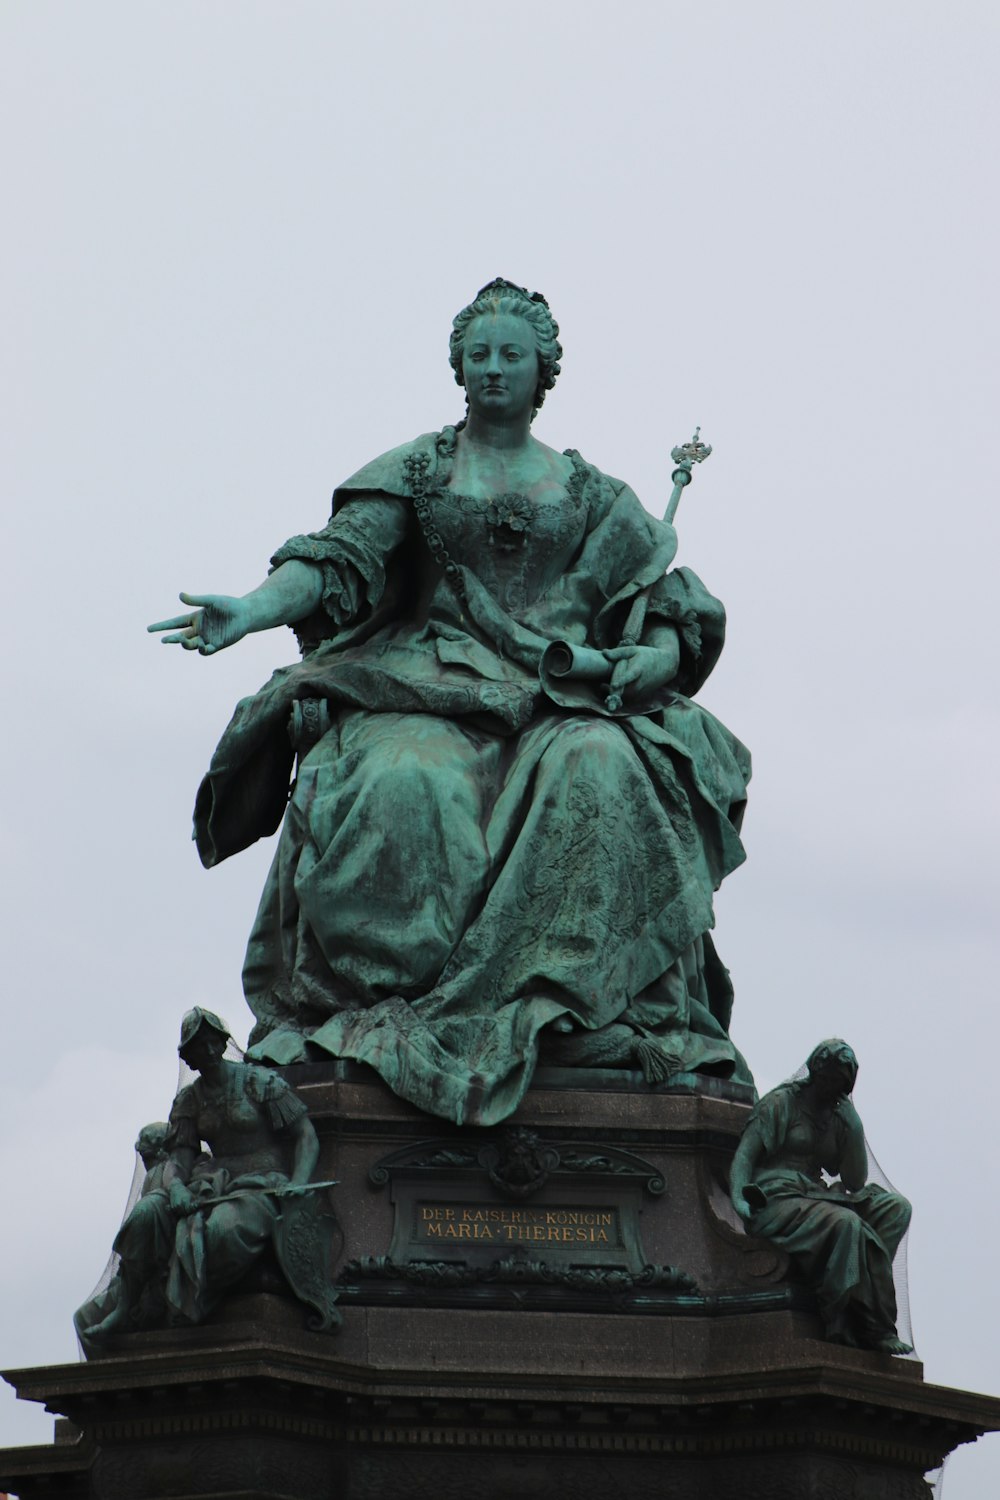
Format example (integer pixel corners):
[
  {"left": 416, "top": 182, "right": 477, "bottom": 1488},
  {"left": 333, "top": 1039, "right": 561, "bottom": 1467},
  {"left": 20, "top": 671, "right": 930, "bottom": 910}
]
[
  {"left": 461, "top": 312, "right": 540, "bottom": 422},
  {"left": 808, "top": 1041, "right": 858, "bottom": 1098},
  {"left": 179, "top": 1027, "right": 226, "bottom": 1073}
]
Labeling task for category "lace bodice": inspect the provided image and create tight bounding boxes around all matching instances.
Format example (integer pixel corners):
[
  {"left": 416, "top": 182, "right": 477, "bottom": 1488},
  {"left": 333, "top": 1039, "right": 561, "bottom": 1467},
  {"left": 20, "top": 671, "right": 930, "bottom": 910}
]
[{"left": 431, "top": 460, "right": 589, "bottom": 615}]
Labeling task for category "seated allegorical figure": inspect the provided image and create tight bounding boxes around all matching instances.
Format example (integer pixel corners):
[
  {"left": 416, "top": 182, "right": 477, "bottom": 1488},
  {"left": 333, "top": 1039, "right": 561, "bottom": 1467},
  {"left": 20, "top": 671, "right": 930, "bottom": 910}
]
[
  {"left": 149, "top": 277, "right": 754, "bottom": 1127},
  {"left": 76, "top": 1009, "right": 340, "bottom": 1352},
  {"left": 729, "top": 1039, "right": 913, "bottom": 1355},
  {"left": 161, "top": 1007, "right": 340, "bottom": 1331}
]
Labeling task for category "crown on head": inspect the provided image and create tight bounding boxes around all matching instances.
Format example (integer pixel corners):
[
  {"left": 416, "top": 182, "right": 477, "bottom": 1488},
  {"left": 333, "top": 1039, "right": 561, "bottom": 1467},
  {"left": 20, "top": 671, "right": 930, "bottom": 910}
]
[{"left": 475, "top": 276, "right": 551, "bottom": 309}]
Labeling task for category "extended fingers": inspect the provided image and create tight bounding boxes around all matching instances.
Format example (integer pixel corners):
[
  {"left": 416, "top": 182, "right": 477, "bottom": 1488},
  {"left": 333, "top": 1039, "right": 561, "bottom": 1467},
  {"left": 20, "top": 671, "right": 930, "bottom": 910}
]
[
  {"left": 158, "top": 629, "right": 200, "bottom": 647},
  {"left": 149, "top": 592, "right": 214, "bottom": 650},
  {"left": 179, "top": 591, "right": 231, "bottom": 613},
  {"left": 155, "top": 620, "right": 203, "bottom": 647},
  {"left": 148, "top": 612, "right": 197, "bottom": 633}
]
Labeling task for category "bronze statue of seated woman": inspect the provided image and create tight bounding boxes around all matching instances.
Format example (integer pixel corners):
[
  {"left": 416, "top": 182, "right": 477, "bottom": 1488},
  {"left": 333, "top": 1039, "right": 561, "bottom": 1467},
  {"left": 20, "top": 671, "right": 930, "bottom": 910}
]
[{"left": 150, "top": 278, "right": 753, "bottom": 1126}]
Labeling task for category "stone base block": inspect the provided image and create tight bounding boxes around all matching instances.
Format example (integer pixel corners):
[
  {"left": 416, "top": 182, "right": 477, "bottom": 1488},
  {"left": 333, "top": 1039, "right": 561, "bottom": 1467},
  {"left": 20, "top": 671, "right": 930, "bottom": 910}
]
[
  {"left": 3, "top": 1304, "right": 999, "bottom": 1498},
  {"left": 3, "top": 1070, "right": 998, "bottom": 1496}
]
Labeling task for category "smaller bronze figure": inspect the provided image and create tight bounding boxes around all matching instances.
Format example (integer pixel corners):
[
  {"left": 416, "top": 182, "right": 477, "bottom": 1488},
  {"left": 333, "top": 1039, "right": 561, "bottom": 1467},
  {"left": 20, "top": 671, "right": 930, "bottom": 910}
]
[
  {"left": 76, "top": 1009, "right": 340, "bottom": 1352},
  {"left": 162, "top": 1007, "right": 339, "bottom": 1331},
  {"left": 74, "top": 1121, "right": 178, "bottom": 1354},
  {"left": 729, "top": 1040, "right": 912, "bottom": 1354}
]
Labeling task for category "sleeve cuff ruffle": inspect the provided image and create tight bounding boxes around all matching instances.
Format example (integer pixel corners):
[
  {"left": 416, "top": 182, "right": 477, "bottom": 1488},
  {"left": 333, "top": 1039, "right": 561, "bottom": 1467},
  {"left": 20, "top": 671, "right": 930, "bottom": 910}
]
[
  {"left": 270, "top": 535, "right": 363, "bottom": 627},
  {"left": 270, "top": 524, "right": 391, "bottom": 628}
]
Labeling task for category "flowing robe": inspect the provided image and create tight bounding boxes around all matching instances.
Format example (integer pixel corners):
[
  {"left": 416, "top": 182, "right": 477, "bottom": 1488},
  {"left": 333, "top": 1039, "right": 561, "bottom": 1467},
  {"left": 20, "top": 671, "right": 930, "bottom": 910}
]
[{"left": 194, "top": 429, "right": 752, "bottom": 1125}]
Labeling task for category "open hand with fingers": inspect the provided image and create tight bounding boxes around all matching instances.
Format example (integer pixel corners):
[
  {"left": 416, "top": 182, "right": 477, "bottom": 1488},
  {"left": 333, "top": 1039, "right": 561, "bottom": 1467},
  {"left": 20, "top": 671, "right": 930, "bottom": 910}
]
[{"left": 148, "top": 593, "right": 252, "bottom": 655}]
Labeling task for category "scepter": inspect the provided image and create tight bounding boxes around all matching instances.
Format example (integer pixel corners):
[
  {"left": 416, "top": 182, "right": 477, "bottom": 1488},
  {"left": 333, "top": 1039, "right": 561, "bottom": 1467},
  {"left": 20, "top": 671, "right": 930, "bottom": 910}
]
[{"left": 604, "top": 428, "right": 713, "bottom": 712}]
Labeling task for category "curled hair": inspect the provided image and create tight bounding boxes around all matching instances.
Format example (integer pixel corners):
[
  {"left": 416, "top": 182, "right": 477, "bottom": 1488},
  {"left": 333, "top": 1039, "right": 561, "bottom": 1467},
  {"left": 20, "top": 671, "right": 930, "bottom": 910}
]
[
  {"left": 450, "top": 277, "right": 563, "bottom": 414},
  {"left": 135, "top": 1122, "right": 170, "bottom": 1157}
]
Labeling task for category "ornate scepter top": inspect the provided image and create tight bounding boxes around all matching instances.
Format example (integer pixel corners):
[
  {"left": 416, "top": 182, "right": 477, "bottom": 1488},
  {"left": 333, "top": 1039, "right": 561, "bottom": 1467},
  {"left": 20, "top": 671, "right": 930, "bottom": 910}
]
[
  {"left": 670, "top": 427, "right": 713, "bottom": 471},
  {"left": 665, "top": 428, "right": 712, "bottom": 523}
]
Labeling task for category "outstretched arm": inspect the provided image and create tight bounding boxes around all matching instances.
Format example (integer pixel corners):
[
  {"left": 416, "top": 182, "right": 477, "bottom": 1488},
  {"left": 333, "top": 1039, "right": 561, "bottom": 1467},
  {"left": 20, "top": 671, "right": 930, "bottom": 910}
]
[{"left": 148, "top": 559, "right": 324, "bottom": 655}]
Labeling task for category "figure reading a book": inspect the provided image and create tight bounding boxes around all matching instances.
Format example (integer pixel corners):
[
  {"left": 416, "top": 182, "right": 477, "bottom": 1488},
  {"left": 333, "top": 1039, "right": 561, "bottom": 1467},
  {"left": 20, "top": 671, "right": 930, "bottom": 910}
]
[{"left": 730, "top": 1040, "right": 912, "bottom": 1354}]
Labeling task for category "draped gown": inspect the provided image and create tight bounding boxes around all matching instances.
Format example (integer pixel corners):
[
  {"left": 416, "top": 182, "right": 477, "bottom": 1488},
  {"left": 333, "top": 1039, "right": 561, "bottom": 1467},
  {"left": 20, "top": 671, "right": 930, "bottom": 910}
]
[{"left": 194, "top": 428, "right": 753, "bottom": 1125}]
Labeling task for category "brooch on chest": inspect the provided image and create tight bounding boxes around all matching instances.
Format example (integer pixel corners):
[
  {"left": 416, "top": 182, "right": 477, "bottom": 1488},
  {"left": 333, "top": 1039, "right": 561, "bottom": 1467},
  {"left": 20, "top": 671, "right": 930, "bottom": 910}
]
[{"left": 485, "top": 491, "right": 536, "bottom": 549}]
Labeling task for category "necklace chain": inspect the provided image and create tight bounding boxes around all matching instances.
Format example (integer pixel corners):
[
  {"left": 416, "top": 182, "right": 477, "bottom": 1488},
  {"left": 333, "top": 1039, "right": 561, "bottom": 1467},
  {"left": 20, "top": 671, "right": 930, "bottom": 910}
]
[{"left": 403, "top": 450, "right": 468, "bottom": 600}]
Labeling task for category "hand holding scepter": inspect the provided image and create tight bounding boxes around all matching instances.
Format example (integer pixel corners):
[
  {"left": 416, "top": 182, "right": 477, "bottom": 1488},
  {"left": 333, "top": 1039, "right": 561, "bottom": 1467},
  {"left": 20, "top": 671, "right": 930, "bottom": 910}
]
[{"left": 604, "top": 428, "right": 713, "bottom": 712}]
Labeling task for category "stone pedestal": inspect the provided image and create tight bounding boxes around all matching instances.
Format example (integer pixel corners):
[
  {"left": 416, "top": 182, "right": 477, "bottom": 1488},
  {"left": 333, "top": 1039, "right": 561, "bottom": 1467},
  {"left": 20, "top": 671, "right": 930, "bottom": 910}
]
[{"left": 3, "top": 1066, "right": 998, "bottom": 1497}]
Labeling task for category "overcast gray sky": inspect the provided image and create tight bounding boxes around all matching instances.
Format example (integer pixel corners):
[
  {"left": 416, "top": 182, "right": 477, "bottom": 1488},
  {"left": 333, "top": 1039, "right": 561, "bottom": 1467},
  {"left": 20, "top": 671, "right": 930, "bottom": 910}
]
[{"left": 2, "top": 2, "right": 998, "bottom": 1491}]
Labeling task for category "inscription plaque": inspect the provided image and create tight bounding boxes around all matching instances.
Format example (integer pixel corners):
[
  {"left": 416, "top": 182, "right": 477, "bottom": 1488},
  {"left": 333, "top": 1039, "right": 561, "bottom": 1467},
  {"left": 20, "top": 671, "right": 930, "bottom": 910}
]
[
  {"left": 415, "top": 1202, "right": 621, "bottom": 1250},
  {"left": 369, "top": 1136, "right": 668, "bottom": 1273}
]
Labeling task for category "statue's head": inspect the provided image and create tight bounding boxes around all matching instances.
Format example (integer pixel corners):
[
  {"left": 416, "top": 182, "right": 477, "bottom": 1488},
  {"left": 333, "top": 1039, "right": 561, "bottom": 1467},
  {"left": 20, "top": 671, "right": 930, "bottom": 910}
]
[
  {"left": 177, "top": 1006, "right": 231, "bottom": 1069},
  {"left": 134, "top": 1121, "right": 170, "bottom": 1166},
  {"left": 805, "top": 1038, "right": 859, "bottom": 1096},
  {"left": 449, "top": 277, "right": 562, "bottom": 416}
]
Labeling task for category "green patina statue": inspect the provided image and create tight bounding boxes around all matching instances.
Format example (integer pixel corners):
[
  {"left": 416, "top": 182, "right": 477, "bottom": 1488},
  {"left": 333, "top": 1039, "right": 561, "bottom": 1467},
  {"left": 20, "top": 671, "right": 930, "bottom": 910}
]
[
  {"left": 729, "top": 1040, "right": 913, "bottom": 1355},
  {"left": 75, "top": 1009, "right": 340, "bottom": 1350},
  {"left": 149, "top": 278, "right": 753, "bottom": 1127},
  {"left": 74, "top": 1120, "right": 177, "bottom": 1352}
]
